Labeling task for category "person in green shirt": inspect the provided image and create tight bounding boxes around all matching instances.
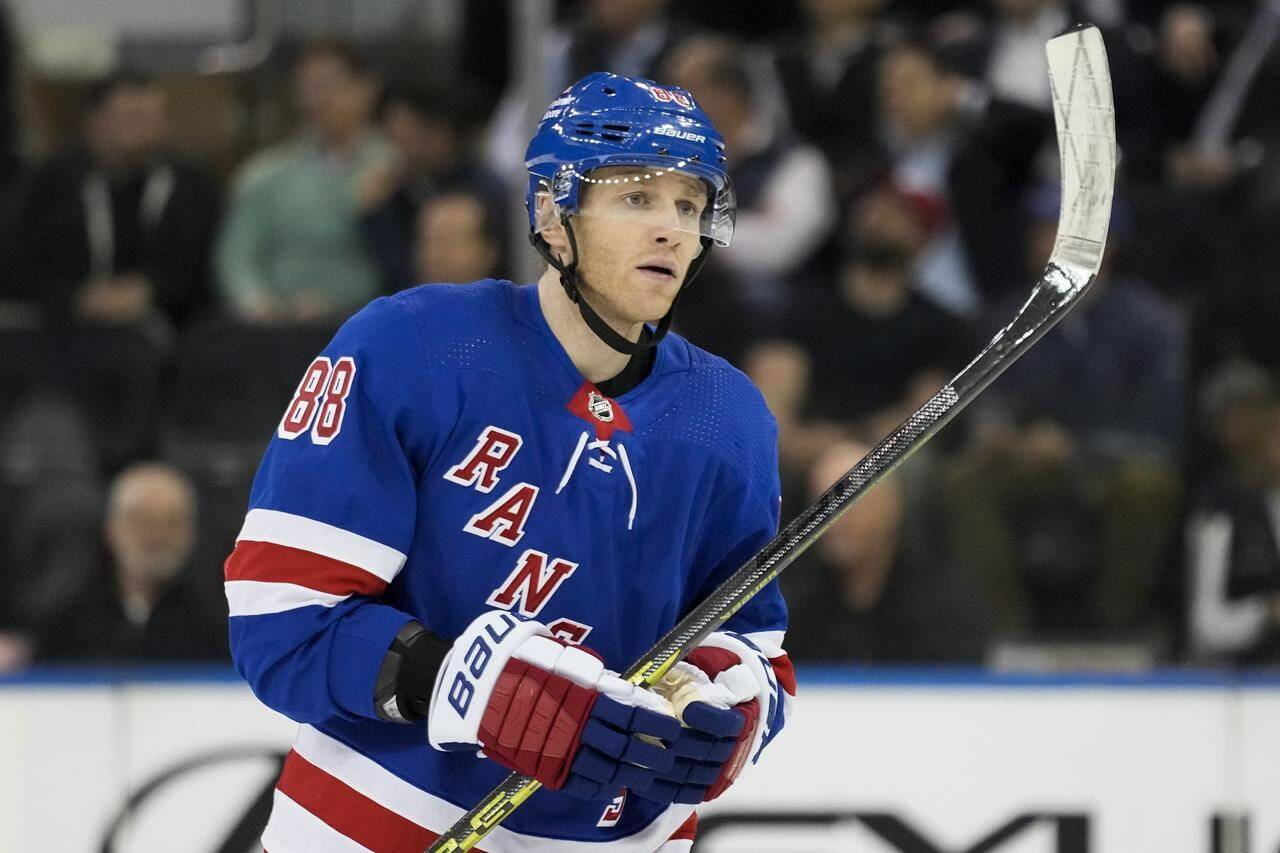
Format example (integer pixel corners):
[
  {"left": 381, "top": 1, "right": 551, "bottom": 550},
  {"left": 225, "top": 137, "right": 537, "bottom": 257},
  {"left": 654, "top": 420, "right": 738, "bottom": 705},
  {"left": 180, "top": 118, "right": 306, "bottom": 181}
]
[{"left": 216, "top": 40, "right": 397, "bottom": 324}]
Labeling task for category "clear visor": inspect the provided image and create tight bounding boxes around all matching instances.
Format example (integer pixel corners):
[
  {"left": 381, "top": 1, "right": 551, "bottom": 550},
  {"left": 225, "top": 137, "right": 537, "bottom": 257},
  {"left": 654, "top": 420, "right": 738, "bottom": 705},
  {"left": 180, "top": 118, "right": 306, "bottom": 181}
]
[{"left": 533, "top": 162, "right": 736, "bottom": 247}]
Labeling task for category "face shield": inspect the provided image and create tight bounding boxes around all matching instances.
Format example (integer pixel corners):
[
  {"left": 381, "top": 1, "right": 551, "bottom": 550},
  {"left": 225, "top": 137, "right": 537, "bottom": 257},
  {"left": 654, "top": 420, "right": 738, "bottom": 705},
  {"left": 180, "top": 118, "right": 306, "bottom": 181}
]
[{"left": 531, "top": 156, "right": 736, "bottom": 248}]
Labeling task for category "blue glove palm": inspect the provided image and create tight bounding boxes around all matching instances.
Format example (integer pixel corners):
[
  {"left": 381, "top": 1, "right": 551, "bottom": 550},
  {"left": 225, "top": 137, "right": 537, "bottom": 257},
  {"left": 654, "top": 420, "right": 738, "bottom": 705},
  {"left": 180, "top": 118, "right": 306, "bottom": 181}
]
[
  {"left": 558, "top": 696, "right": 682, "bottom": 800},
  {"left": 634, "top": 701, "right": 744, "bottom": 804}
]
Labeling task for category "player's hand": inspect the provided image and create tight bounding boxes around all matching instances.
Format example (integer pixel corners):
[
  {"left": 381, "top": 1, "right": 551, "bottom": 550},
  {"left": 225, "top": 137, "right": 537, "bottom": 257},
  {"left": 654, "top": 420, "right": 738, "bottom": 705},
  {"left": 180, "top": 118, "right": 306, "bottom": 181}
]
[
  {"left": 427, "top": 611, "right": 681, "bottom": 799},
  {"left": 646, "top": 631, "right": 779, "bottom": 803}
]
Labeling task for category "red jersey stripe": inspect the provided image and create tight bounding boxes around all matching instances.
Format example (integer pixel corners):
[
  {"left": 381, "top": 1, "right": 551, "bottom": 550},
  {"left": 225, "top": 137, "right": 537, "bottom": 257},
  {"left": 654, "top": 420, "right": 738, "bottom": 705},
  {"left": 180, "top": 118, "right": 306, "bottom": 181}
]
[
  {"left": 668, "top": 812, "right": 698, "bottom": 841},
  {"left": 275, "top": 748, "right": 473, "bottom": 853},
  {"left": 225, "top": 540, "right": 388, "bottom": 597}
]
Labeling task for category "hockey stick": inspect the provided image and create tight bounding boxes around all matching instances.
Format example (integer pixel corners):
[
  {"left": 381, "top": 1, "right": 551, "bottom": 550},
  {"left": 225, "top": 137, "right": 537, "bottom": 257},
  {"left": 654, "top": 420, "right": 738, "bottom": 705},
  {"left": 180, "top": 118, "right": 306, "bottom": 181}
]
[{"left": 426, "top": 24, "right": 1115, "bottom": 852}]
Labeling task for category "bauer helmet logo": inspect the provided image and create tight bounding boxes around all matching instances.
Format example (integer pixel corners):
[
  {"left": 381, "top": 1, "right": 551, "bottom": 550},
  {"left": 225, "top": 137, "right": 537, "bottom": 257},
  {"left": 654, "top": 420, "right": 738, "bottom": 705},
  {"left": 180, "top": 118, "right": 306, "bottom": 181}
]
[
  {"left": 647, "top": 85, "right": 693, "bottom": 109},
  {"left": 654, "top": 126, "right": 706, "bottom": 143},
  {"left": 588, "top": 392, "right": 615, "bottom": 422}
]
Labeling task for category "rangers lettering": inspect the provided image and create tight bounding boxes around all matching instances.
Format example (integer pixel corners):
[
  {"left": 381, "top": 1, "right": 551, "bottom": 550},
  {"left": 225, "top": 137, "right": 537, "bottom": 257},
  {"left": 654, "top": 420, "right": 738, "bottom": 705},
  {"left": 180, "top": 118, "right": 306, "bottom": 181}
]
[
  {"left": 548, "top": 618, "right": 593, "bottom": 646},
  {"left": 486, "top": 549, "right": 578, "bottom": 617},
  {"left": 444, "top": 427, "right": 523, "bottom": 493},
  {"left": 463, "top": 483, "right": 539, "bottom": 547}
]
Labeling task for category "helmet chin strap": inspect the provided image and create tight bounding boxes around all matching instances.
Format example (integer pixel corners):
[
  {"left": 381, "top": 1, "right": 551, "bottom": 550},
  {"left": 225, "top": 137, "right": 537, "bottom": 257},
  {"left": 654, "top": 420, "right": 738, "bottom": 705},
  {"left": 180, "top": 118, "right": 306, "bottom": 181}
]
[{"left": 529, "top": 215, "right": 713, "bottom": 356}]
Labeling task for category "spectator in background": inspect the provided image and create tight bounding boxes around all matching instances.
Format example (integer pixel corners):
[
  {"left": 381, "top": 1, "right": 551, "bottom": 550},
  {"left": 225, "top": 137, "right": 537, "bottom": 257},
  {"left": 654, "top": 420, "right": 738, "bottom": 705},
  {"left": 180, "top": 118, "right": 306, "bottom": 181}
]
[
  {"left": 486, "top": 0, "right": 685, "bottom": 185},
  {"left": 932, "top": 0, "right": 1160, "bottom": 172},
  {"left": 747, "top": 184, "right": 969, "bottom": 559},
  {"left": 34, "top": 462, "right": 228, "bottom": 663},
  {"left": 943, "top": 186, "right": 1187, "bottom": 641},
  {"left": 782, "top": 440, "right": 991, "bottom": 664},
  {"left": 0, "top": 396, "right": 103, "bottom": 673},
  {"left": 0, "top": 1, "right": 19, "bottom": 195},
  {"left": 772, "top": 0, "right": 897, "bottom": 200},
  {"left": 747, "top": 181, "right": 967, "bottom": 484},
  {"left": 1160, "top": 0, "right": 1280, "bottom": 191},
  {"left": 774, "top": 183, "right": 969, "bottom": 440},
  {"left": 1165, "top": 3, "right": 1280, "bottom": 350},
  {"left": 663, "top": 34, "right": 837, "bottom": 360},
  {"left": 359, "top": 81, "right": 508, "bottom": 293},
  {"left": 1187, "top": 362, "right": 1280, "bottom": 665},
  {"left": 8, "top": 74, "right": 221, "bottom": 331},
  {"left": 950, "top": 0, "right": 1072, "bottom": 112},
  {"left": 1150, "top": 4, "right": 1223, "bottom": 182},
  {"left": 216, "top": 40, "right": 394, "bottom": 323},
  {"left": 413, "top": 190, "right": 503, "bottom": 284},
  {"left": 0, "top": 0, "right": 22, "bottom": 320},
  {"left": 872, "top": 37, "right": 1050, "bottom": 316}
]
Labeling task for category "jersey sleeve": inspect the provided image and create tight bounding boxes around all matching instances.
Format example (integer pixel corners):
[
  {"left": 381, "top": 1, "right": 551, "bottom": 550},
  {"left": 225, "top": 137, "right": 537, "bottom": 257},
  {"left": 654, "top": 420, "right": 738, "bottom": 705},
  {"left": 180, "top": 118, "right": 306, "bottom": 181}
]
[
  {"left": 688, "top": 412, "right": 795, "bottom": 753},
  {"left": 224, "top": 296, "right": 432, "bottom": 725}
]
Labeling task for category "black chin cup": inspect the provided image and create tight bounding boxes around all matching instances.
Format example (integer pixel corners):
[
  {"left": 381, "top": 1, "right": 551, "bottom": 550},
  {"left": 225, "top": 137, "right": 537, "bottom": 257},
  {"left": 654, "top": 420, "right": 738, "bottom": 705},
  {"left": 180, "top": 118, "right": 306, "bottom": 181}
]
[{"left": 529, "top": 216, "right": 713, "bottom": 356}]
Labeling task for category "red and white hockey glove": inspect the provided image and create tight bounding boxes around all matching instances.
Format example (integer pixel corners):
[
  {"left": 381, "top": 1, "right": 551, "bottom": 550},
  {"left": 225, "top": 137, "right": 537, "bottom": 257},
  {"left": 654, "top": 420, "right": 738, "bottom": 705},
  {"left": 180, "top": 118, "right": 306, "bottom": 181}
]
[
  {"left": 428, "top": 611, "right": 682, "bottom": 800},
  {"left": 646, "top": 631, "right": 781, "bottom": 804}
]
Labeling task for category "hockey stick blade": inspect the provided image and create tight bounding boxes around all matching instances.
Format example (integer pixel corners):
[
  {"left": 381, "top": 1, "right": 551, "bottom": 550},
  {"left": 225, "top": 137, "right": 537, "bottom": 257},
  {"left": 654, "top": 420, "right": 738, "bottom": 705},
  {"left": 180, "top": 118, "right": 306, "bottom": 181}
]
[{"left": 425, "top": 24, "right": 1115, "bottom": 852}]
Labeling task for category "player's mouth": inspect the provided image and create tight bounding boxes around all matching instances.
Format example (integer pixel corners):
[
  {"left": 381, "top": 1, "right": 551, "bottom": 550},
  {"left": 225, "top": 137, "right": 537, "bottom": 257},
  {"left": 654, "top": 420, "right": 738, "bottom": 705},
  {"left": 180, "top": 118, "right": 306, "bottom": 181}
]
[{"left": 636, "top": 261, "right": 677, "bottom": 282}]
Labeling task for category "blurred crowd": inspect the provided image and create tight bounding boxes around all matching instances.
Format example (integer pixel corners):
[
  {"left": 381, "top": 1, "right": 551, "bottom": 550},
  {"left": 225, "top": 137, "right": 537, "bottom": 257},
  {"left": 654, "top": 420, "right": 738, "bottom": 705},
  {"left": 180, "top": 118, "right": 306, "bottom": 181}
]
[{"left": 1, "top": 0, "right": 1279, "bottom": 672}]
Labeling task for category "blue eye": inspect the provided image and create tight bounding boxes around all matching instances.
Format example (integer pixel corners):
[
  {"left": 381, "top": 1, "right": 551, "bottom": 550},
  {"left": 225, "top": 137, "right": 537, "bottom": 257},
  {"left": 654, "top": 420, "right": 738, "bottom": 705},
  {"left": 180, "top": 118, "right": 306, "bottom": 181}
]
[
  {"left": 677, "top": 201, "right": 700, "bottom": 218},
  {"left": 622, "top": 192, "right": 648, "bottom": 207}
]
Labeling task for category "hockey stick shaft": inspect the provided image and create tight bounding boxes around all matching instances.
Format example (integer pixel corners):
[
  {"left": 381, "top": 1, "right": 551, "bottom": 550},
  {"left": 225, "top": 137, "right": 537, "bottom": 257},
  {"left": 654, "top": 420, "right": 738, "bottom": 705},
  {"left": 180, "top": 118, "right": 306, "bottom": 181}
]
[
  {"left": 427, "top": 24, "right": 1114, "bottom": 852},
  {"left": 428, "top": 270, "right": 1096, "bottom": 853}
]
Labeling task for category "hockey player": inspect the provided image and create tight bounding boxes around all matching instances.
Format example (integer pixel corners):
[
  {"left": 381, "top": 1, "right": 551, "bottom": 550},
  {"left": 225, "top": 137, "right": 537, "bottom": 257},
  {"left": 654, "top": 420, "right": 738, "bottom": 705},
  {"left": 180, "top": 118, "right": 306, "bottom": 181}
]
[{"left": 225, "top": 72, "right": 796, "bottom": 852}]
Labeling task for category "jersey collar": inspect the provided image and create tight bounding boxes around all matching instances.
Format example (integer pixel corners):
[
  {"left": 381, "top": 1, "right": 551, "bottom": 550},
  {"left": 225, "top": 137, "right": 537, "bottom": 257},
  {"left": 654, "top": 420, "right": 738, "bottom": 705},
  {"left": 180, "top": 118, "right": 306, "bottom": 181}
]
[{"left": 509, "top": 281, "right": 689, "bottom": 431}]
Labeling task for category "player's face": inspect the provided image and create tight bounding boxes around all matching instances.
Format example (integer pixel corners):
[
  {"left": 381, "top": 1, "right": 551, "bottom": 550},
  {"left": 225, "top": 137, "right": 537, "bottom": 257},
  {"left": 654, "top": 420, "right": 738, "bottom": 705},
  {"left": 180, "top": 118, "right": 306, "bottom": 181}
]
[{"left": 571, "top": 167, "right": 708, "bottom": 325}]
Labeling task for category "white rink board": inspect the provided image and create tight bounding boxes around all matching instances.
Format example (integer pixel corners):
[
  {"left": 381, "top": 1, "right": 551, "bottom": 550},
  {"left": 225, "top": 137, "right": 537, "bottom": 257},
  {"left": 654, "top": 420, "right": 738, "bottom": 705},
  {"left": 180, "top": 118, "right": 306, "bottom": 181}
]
[
  {"left": 1, "top": 669, "right": 1278, "bottom": 852},
  {"left": 699, "top": 682, "right": 1248, "bottom": 852}
]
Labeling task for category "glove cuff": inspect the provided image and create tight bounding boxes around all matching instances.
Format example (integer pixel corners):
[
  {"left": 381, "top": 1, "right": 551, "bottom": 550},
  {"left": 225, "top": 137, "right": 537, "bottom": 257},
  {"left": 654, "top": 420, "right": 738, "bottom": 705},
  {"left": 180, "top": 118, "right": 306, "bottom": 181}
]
[
  {"left": 374, "top": 621, "right": 451, "bottom": 723},
  {"left": 427, "top": 611, "right": 549, "bottom": 751},
  {"left": 690, "top": 631, "right": 779, "bottom": 766}
]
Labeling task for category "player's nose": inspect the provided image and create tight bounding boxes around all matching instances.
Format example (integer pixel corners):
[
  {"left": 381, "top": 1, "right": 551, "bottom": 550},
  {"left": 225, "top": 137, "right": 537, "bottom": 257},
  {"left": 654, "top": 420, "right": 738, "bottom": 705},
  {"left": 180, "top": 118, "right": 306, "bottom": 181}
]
[{"left": 651, "top": 223, "right": 683, "bottom": 247}]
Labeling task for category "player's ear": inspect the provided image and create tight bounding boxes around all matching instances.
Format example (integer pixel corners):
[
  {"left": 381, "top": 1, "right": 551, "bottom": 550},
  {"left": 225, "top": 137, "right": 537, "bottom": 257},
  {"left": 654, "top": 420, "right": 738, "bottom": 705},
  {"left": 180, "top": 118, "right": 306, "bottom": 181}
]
[{"left": 536, "top": 194, "right": 573, "bottom": 264}]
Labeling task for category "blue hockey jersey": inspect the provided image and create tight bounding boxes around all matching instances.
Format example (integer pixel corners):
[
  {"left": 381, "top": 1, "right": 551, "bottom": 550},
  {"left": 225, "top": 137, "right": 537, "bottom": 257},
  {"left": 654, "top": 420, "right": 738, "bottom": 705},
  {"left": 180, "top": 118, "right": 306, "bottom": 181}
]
[{"left": 225, "top": 280, "right": 795, "bottom": 852}]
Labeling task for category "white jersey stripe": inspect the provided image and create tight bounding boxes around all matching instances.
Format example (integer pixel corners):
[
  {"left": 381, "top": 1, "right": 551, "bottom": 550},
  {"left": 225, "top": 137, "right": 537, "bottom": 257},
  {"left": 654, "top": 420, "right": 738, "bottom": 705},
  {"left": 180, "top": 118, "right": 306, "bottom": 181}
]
[
  {"left": 262, "top": 790, "right": 374, "bottom": 853},
  {"left": 237, "top": 508, "right": 406, "bottom": 583},
  {"left": 225, "top": 580, "right": 349, "bottom": 617},
  {"left": 741, "top": 629, "right": 786, "bottom": 659},
  {"left": 289, "top": 725, "right": 696, "bottom": 853}
]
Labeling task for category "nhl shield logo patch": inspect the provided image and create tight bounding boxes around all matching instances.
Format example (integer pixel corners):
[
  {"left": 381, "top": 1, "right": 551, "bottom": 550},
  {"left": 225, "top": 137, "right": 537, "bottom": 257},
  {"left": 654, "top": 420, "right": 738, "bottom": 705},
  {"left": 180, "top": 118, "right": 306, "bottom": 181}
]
[
  {"left": 567, "top": 382, "right": 632, "bottom": 440},
  {"left": 588, "top": 391, "right": 615, "bottom": 423}
]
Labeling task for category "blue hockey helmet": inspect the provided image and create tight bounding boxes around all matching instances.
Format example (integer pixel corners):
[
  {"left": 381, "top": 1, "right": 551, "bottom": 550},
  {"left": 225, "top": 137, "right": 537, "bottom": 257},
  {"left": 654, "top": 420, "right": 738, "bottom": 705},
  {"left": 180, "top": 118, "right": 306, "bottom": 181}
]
[{"left": 524, "top": 72, "right": 736, "bottom": 248}]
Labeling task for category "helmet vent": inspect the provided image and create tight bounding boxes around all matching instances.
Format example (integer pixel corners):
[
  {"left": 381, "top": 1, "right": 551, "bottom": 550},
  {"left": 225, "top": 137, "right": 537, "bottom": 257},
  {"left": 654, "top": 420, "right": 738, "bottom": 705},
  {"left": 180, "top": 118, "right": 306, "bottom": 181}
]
[
  {"left": 572, "top": 120, "right": 632, "bottom": 142},
  {"left": 599, "top": 122, "right": 632, "bottom": 142}
]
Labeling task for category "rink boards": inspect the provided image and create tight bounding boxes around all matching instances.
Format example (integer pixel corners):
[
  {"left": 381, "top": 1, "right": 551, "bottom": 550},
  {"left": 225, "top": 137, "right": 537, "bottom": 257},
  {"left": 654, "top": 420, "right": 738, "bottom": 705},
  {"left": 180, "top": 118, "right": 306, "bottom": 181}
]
[{"left": 2, "top": 667, "right": 1278, "bottom": 852}]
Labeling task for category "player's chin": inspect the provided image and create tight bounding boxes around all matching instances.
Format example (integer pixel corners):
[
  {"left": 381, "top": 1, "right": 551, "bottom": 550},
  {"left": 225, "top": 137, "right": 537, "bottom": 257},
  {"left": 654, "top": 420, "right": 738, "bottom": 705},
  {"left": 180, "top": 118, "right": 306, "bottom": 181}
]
[
  {"left": 631, "top": 295, "right": 679, "bottom": 328},
  {"left": 629, "top": 268, "right": 682, "bottom": 306}
]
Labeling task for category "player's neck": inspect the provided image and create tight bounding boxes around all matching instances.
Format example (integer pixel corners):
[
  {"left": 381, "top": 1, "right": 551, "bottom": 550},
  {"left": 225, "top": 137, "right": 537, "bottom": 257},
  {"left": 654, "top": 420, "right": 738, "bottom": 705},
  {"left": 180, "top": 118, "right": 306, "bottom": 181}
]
[{"left": 536, "top": 270, "right": 640, "bottom": 384}]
